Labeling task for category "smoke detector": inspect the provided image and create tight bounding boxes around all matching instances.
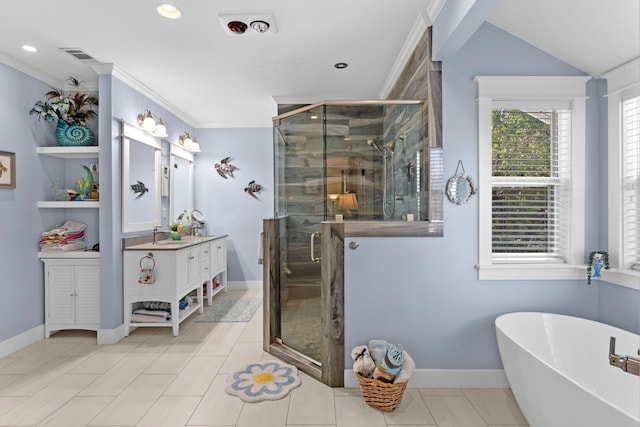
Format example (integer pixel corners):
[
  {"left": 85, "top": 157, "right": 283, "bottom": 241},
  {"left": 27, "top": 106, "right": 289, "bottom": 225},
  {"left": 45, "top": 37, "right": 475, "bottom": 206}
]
[{"left": 218, "top": 14, "right": 277, "bottom": 36}]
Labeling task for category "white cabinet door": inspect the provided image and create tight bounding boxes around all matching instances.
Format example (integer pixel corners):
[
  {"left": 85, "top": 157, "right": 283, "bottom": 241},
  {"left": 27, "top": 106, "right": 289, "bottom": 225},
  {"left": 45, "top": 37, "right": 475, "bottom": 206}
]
[
  {"left": 175, "top": 248, "right": 190, "bottom": 292},
  {"left": 44, "top": 260, "right": 100, "bottom": 337},
  {"left": 212, "top": 238, "right": 227, "bottom": 275},
  {"left": 75, "top": 265, "right": 100, "bottom": 325},
  {"left": 47, "top": 265, "right": 75, "bottom": 325},
  {"left": 187, "top": 247, "right": 200, "bottom": 287}
]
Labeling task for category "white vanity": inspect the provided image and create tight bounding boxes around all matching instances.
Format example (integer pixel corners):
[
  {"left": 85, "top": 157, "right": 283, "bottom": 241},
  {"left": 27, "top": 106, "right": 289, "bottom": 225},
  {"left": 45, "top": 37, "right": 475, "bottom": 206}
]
[{"left": 123, "top": 235, "right": 227, "bottom": 336}]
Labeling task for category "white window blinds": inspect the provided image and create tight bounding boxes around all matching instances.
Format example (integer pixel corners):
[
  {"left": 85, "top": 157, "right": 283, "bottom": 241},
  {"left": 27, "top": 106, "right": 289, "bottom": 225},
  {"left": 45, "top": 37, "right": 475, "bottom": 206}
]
[
  {"left": 491, "top": 108, "right": 571, "bottom": 262},
  {"left": 622, "top": 96, "right": 640, "bottom": 269}
]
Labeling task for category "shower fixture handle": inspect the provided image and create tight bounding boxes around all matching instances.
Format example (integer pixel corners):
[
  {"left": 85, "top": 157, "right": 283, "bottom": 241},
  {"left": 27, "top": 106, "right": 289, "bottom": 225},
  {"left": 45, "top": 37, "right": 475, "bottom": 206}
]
[
  {"left": 310, "top": 232, "right": 321, "bottom": 262},
  {"left": 609, "top": 336, "right": 640, "bottom": 376}
]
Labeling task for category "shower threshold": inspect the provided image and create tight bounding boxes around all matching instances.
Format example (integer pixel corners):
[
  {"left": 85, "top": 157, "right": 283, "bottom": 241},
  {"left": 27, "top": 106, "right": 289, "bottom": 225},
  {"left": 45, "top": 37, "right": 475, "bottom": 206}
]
[{"left": 269, "top": 339, "right": 322, "bottom": 382}]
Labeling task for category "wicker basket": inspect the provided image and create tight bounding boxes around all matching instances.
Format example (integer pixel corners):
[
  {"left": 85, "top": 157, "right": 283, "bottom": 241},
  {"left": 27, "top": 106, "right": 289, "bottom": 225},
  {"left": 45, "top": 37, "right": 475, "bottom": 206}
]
[{"left": 356, "top": 373, "right": 408, "bottom": 412}]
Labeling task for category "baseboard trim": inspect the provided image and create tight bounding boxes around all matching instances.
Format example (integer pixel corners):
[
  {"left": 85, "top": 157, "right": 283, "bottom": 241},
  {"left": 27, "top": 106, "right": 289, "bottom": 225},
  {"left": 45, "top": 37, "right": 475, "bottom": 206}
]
[
  {"left": 228, "top": 281, "right": 262, "bottom": 291},
  {"left": 343, "top": 369, "right": 509, "bottom": 389},
  {"left": 0, "top": 325, "right": 44, "bottom": 358}
]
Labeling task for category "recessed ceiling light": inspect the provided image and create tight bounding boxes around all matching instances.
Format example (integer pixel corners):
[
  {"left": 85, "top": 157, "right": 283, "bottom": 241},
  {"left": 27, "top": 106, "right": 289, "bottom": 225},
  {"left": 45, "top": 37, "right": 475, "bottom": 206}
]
[
  {"left": 22, "top": 45, "right": 37, "bottom": 53},
  {"left": 334, "top": 62, "right": 348, "bottom": 69},
  {"left": 157, "top": 4, "right": 182, "bottom": 19}
]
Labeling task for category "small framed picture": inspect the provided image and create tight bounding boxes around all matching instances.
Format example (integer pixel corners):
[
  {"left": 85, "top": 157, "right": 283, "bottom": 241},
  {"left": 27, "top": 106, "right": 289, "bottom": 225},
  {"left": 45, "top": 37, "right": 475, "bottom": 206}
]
[{"left": 0, "top": 151, "right": 16, "bottom": 189}]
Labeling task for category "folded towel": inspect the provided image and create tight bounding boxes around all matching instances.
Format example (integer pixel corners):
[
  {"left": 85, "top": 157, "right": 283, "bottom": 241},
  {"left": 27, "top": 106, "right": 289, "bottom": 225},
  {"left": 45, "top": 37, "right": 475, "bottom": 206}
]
[
  {"left": 131, "top": 313, "right": 170, "bottom": 323},
  {"left": 40, "top": 231, "right": 85, "bottom": 244},
  {"left": 42, "top": 220, "right": 87, "bottom": 237},
  {"left": 40, "top": 241, "right": 87, "bottom": 252},
  {"left": 142, "top": 301, "right": 171, "bottom": 312},
  {"left": 133, "top": 308, "right": 171, "bottom": 319}
]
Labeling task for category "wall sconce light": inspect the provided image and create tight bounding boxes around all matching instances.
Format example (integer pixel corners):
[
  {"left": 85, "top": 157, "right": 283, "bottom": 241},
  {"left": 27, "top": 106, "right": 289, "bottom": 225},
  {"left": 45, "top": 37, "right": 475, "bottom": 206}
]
[
  {"left": 137, "top": 109, "right": 168, "bottom": 137},
  {"left": 178, "top": 131, "right": 201, "bottom": 152}
]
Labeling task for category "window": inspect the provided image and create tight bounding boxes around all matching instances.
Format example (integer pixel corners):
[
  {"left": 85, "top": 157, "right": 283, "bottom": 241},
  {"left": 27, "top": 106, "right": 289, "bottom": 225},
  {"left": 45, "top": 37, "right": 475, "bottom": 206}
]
[
  {"left": 621, "top": 95, "right": 640, "bottom": 270},
  {"left": 605, "top": 59, "right": 640, "bottom": 289},
  {"left": 476, "top": 76, "right": 589, "bottom": 280}
]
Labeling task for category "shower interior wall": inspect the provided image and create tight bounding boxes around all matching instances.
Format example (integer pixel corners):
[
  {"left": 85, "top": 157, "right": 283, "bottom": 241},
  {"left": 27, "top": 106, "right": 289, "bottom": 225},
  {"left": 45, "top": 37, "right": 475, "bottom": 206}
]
[{"left": 275, "top": 103, "right": 424, "bottom": 286}]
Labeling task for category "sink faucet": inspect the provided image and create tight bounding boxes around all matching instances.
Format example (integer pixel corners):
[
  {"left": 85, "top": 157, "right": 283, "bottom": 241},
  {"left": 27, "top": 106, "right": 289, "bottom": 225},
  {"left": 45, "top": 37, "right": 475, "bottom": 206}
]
[
  {"left": 153, "top": 226, "right": 160, "bottom": 245},
  {"left": 609, "top": 336, "right": 640, "bottom": 376}
]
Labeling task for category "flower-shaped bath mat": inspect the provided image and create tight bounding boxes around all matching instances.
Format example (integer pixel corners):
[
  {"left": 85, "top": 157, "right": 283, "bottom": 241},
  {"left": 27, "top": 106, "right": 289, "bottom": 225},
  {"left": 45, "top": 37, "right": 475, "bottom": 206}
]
[{"left": 226, "top": 361, "right": 301, "bottom": 402}]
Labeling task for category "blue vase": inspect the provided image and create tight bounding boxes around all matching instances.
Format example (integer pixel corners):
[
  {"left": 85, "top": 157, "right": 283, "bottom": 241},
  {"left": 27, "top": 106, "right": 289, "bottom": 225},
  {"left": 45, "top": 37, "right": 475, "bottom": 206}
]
[{"left": 56, "top": 121, "right": 95, "bottom": 146}]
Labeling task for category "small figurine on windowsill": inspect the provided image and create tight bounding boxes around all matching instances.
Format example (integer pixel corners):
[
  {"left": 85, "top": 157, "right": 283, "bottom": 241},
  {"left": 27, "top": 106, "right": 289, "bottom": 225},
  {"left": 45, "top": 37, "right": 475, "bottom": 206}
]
[{"left": 586, "top": 250, "right": 609, "bottom": 284}]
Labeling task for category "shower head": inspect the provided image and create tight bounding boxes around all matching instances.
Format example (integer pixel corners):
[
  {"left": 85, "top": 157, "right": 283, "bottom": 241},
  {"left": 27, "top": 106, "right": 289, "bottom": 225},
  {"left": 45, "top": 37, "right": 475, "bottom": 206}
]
[
  {"left": 383, "top": 133, "right": 405, "bottom": 153},
  {"left": 367, "top": 139, "right": 385, "bottom": 156},
  {"left": 383, "top": 140, "right": 396, "bottom": 153}
]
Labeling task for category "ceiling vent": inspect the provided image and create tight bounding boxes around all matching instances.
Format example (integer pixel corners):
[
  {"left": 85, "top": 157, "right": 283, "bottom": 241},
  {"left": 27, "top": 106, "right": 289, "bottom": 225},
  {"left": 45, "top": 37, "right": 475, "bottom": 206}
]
[
  {"left": 59, "top": 47, "right": 98, "bottom": 63},
  {"left": 218, "top": 14, "right": 277, "bottom": 36}
]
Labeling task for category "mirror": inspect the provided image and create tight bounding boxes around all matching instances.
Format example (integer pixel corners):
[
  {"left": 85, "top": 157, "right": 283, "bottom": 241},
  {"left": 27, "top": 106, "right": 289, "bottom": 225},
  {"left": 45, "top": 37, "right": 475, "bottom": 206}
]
[
  {"left": 446, "top": 174, "right": 477, "bottom": 204},
  {"left": 121, "top": 122, "right": 162, "bottom": 232},
  {"left": 169, "top": 144, "right": 194, "bottom": 224}
]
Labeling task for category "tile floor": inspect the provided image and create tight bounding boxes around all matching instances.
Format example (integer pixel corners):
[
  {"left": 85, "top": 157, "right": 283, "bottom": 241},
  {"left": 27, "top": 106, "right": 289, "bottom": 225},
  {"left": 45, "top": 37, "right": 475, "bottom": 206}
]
[{"left": 0, "top": 290, "right": 529, "bottom": 426}]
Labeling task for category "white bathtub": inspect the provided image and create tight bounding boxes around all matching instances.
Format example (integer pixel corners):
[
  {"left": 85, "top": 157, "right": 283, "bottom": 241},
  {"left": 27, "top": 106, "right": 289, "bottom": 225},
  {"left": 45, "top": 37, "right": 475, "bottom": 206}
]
[{"left": 496, "top": 312, "right": 640, "bottom": 427}]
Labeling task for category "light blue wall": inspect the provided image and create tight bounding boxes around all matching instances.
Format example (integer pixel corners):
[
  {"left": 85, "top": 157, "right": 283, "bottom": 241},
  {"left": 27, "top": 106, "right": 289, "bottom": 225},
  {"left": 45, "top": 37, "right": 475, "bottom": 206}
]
[
  {"left": 194, "top": 127, "right": 274, "bottom": 283},
  {"left": 0, "top": 64, "right": 55, "bottom": 342},
  {"left": 345, "top": 22, "right": 609, "bottom": 370}
]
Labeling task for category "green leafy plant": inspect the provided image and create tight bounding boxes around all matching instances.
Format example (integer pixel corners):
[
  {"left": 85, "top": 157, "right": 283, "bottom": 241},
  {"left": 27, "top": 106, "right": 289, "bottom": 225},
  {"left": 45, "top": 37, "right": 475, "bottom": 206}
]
[
  {"left": 170, "top": 223, "right": 181, "bottom": 232},
  {"left": 29, "top": 76, "right": 98, "bottom": 125},
  {"left": 586, "top": 250, "right": 610, "bottom": 284}
]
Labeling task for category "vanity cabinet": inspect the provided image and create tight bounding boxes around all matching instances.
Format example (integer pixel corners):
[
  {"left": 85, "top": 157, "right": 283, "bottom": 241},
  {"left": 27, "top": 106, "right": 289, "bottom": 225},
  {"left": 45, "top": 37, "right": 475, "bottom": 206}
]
[
  {"left": 123, "top": 236, "right": 227, "bottom": 336},
  {"left": 40, "top": 256, "right": 100, "bottom": 338}
]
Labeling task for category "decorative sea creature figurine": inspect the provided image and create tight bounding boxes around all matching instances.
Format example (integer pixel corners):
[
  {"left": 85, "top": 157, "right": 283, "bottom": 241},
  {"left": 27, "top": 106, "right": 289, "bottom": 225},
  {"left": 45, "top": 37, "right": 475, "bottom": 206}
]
[
  {"left": 215, "top": 157, "right": 235, "bottom": 178},
  {"left": 130, "top": 181, "right": 149, "bottom": 199},
  {"left": 244, "top": 180, "right": 262, "bottom": 198},
  {"left": 74, "top": 164, "right": 94, "bottom": 200}
]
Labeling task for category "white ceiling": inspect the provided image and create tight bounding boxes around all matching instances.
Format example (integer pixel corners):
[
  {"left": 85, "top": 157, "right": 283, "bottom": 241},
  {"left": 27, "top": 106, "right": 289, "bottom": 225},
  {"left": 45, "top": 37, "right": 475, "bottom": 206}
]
[{"left": 1, "top": 0, "right": 638, "bottom": 128}]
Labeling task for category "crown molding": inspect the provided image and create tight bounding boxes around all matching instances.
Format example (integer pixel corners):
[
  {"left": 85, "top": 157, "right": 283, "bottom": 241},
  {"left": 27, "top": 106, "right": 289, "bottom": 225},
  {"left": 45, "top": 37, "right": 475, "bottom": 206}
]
[
  {"left": 425, "top": 0, "right": 446, "bottom": 24},
  {"left": 0, "top": 52, "right": 68, "bottom": 89},
  {"left": 601, "top": 57, "right": 640, "bottom": 94},
  {"left": 92, "top": 63, "right": 195, "bottom": 127}
]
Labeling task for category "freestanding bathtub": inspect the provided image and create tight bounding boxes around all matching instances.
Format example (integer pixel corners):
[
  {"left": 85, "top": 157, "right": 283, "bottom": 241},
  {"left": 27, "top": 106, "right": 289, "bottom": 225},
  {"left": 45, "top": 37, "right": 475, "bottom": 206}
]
[{"left": 496, "top": 312, "right": 640, "bottom": 427}]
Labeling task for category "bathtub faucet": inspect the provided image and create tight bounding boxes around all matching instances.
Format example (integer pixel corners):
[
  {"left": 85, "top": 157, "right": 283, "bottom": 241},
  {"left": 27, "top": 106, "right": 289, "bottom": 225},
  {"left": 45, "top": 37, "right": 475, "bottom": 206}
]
[{"left": 608, "top": 336, "right": 640, "bottom": 376}]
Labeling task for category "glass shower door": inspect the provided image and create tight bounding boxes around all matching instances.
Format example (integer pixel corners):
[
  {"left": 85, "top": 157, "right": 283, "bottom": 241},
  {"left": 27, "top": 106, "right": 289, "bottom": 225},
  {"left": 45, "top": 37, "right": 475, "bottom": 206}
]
[{"left": 274, "top": 106, "right": 325, "bottom": 363}]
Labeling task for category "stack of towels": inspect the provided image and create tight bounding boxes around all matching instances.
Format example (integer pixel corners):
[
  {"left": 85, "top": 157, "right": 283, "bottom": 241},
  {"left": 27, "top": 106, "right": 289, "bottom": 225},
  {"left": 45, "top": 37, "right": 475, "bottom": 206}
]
[
  {"left": 131, "top": 299, "right": 191, "bottom": 323},
  {"left": 40, "top": 220, "right": 87, "bottom": 252},
  {"left": 351, "top": 339, "right": 415, "bottom": 384}
]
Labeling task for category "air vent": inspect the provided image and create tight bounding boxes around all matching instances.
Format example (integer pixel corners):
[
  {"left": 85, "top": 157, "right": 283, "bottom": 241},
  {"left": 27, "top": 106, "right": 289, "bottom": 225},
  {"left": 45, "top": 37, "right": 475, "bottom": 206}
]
[{"left": 59, "top": 48, "right": 98, "bottom": 63}]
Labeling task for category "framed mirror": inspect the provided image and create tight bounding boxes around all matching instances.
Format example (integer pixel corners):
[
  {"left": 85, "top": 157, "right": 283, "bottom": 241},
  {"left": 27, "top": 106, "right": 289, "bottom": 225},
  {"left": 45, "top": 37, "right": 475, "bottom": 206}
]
[
  {"left": 446, "top": 173, "right": 477, "bottom": 204},
  {"left": 169, "top": 144, "right": 194, "bottom": 224},
  {"left": 121, "top": 122, "right": 162, "bottom": 232}
]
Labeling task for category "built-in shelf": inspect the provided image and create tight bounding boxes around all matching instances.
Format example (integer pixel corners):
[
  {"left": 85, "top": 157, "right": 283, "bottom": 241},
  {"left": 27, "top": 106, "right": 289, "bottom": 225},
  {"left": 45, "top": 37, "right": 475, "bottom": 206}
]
[
  {"left": 38, "top": 251, "right": 100, "bottom": 259},
  {"left": 37, "top": 146, "right": 99, "bottom": 159},
  {"left": 37, "top": 201, "right": 99, "bottom": 208}
]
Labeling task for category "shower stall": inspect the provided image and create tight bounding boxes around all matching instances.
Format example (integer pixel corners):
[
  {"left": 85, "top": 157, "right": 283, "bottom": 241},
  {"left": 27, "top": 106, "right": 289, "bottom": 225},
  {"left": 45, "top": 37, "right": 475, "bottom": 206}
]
[{"left": 264, "top": 100, "right": 442, "bottom": 385}]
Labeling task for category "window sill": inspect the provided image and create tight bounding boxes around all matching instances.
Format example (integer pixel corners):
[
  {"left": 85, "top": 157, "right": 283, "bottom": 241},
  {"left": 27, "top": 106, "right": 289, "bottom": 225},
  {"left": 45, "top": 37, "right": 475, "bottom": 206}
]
[
  {"left": 598, "top": 269, "right": 640, "bottom": 290},
  {"left": 477, "top": 263, "right": 584, "bottom": 281}
]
